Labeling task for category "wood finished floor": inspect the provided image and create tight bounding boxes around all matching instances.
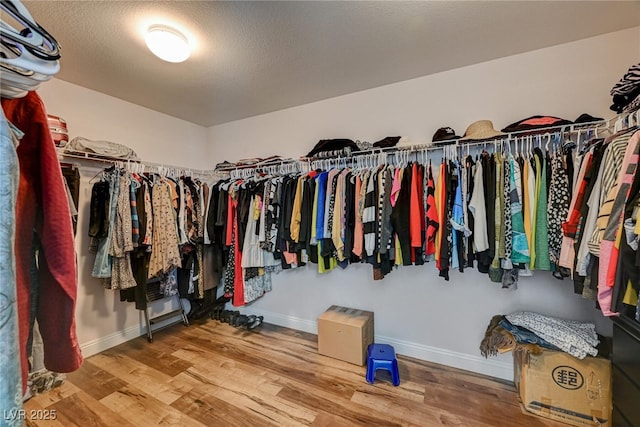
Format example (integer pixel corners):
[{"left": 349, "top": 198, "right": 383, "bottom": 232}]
[{"left": 23, "top": 319, "right": 566, "bottom": 427}]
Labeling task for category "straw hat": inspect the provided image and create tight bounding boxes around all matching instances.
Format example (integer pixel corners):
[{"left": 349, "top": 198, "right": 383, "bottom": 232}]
[{"left": 460, "top": 120, "right": 505, "bottom": 141}]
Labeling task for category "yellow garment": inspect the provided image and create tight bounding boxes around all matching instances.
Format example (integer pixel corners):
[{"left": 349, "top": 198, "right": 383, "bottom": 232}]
[
  {"left": 317, "top": 244, "right": 337, "bottom": 273},
  {"left": 290, "top": 176, "right": 305, "bottom": 242},
  {"left": 395, "top": 235, "right": 403, "bottom": 266},
  {"left": 623, "top": 280, "right": 639, "bottom": 306},
  {"left": 635, "top": 203, "right": 640, "bottom": 234},
  {"left": 522, "top": 159, "right": 533, "bottom": 256},
  {"left": 253, "top": 195, "right": 261, "bottom": 221},
  {"left": 590, "top": 184, "right": 617, "bottom": 256}
]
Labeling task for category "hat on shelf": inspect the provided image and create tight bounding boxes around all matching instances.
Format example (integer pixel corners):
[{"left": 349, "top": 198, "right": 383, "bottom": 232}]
[
  {"left": 573, "top": 113, "right": 604, "bottom": 124},
  {"left": 372, "top": 136, "right": 402, "bottom": 148},
  {"left": 610, "top": 62, "right": 640, "bottom": 97},
  {"left": 306, "top": 138, "right": 360, "bottom": 157},
  {"left": 623, "top": 92, "right": 640, "bottom": 113},
  {"left": 460, "top": 120, "right": 505, "bottom": 141},
  {"left": 397, "top": 136, "right": 431, "bottom": 148},
  {"left": 501, "top": 115, "right": 572, "bottom": 133},
  {"left": 432, "top": 127, "right": 461, "bottom": 146},
  {"left": 610, "top": 63, "right": 640, "bottom": 113}
]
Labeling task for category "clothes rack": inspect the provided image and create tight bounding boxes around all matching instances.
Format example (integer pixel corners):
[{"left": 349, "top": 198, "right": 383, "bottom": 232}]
[
  {"left": 58, "top": 149, "right": 223, "bottom": 343},
  {"left": 143, "top": 278, "right": 189, "bottom": 343},
  {"left": 215, "top": 114, "right": 639, "bottom": 177},
  {"left": 57, "top": 148, "right": 223, "bottom": 180}
]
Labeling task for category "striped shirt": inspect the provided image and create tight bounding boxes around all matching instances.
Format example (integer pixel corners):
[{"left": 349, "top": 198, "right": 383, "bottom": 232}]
[
  {"left": 588, "top": 133, "right": 630, "bottom": 255},
  {"left": 363, "top": 171, "right": 378, "bottom": 257}
]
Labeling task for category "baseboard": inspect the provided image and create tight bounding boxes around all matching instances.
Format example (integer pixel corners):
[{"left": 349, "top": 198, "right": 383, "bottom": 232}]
[
  {"left": 241, "top": 306, "right": 318, "bottom": 334},
  {"left": 374, "top": 335, "right": 513, "bottom": 381},
  {"left": 240, "top": 306, "right": 513, "bottom": 381},
  {"left": 79, "top": 314, "right": 183, "bottom": 358}
]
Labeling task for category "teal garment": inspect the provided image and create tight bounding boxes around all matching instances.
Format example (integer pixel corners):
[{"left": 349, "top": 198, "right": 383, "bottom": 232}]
[
  {"left": 534, "top": 151, "right": 551, "bottom": 270},
  {"left": 509, "top": 154, "right": 530, "bottom": 264},
  {"left": 0, "top": 108, "right": 24, "bottom": 424}
]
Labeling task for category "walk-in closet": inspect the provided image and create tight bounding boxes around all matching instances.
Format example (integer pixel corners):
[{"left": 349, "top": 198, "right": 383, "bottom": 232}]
[{"left": 2, "top": 1, "right": 639, "bottom": 426}]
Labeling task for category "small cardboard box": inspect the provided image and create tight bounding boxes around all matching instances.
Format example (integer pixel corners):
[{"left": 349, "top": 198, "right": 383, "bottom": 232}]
[
  {"left": 317, "top": 305, "right": 374, "bottom": 365},
  {"left": 514, "top": 349, "right": 612, "bottom": 427}
]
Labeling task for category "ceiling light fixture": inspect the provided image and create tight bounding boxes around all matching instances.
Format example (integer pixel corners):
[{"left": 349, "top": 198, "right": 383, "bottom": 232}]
[{"left": 145, "top": 25, "right": 190, "bottom": 63}]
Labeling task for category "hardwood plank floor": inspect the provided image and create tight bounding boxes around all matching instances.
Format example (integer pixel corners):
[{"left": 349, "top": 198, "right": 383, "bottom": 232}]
[{"left": 23, "top": 319, "right": 566, "bottom": 426}]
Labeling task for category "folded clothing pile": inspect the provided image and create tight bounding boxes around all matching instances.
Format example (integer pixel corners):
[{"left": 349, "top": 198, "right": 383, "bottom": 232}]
[
  {"left": 506, "top": 312, "right": 599, "bottom": 359},
  {"left": 610, "top": 63, "right": 640, "bottom": 113},
  {"left": 480, "top": 312, "right": 599, "bottom": 359},
  {"left": 64, "top": 136, "right": 140, "bottom": 160}
]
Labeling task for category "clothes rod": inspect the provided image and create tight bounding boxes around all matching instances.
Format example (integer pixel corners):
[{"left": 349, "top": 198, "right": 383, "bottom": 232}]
[
  {"left": 216, "top": 117, "right": 614, "bottom": 175},
  {"left": 57, "top": 149, "right": 219, "bottom": 177}
]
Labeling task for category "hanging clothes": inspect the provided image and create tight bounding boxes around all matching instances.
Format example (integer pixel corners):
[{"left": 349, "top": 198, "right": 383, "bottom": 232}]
[
  {"left": 148, "top": 180, "right": 181, "bottom": 278},
  {"left": 532, "top": 148, "right": 551, "bottom": 270},
  {"left": 508, "top": 153, "right": 529, "bottom": 265},
  {"left": 598, "top": 131, "right": 640, "bottom": 315},
  {"left": 2, "top": 91, "right": 83, "bottom": 391},
  {"left": 425, "top": 164, "right": 438, "bottom": 257},
  {"left": 0, "top": 107, "right": 23, "bottom": 415}
]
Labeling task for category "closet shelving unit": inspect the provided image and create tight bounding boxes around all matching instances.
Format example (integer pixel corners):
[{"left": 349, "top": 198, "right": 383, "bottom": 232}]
[
  {"left": 214, "top": 114, "right": 638, "bottom": 177},
  {"left": 56, "top": 148, "right": 218, "bottom": 343}
]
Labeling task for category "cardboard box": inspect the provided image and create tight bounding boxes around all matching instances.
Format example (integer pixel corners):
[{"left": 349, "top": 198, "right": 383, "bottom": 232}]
[
  {"left": 317, "top": 305, "right": 374, "bottom": 365},
  {"left": 514, "top": 349, "right": 612, "bottom": 427}
]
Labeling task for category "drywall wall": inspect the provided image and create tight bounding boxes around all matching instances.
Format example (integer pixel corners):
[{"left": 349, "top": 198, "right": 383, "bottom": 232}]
[
  {"left": 39, "top": 79, "right": 210, "bottom": 169},
  {"left": 37, "top": 79, "right": 209, "bottom": 356},
  {"left": 207, "top": 27, "right": 640, "bottom": 379}
]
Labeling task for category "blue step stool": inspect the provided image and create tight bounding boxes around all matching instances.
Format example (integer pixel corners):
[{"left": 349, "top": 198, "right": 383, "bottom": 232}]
[{"left": 366, "top": 343, "right": 400, "bottom": 386}]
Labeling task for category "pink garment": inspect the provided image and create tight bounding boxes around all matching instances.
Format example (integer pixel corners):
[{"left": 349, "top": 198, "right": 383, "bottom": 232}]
[
  {"left": 283, "top": 248, "right": 298, "bottom": 265},
  {"left": 390, "top": 167, "right": 401, "bottom": 207},
  {"left": 598, "top": 132, "right": 640, "bottom": 316}
]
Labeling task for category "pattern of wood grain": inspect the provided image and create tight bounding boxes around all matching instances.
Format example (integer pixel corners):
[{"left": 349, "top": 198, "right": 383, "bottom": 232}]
[{"left": 22, "top": 320, "right": 566, "bottom": 426}]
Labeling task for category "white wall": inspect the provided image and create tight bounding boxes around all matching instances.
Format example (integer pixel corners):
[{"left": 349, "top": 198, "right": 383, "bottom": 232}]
[
  {"left": 39, "top": 79, "right": 210, "bottom": 170},
  {"left": 37, "top": 79, "right": 209, "bottom": 357},
  {"left": 207, "top": 27, "right": 640, "bottom": 380}
]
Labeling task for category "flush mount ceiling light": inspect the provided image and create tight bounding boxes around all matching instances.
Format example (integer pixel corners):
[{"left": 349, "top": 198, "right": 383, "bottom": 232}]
[{"left": 145, "top": 25, "right": 190, "bottom": 63}]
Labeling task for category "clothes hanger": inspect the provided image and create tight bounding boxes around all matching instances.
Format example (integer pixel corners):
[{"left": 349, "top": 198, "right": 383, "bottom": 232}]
[{"left": 0, "top": 0, "right": 60, "bottom": 60}]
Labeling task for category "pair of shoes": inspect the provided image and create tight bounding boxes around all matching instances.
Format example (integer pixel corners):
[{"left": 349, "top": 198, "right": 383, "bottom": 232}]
[
  {"left": 233, "top": 314, "right": 251, "bottom": 328},
  {"left": 228, "top": 310, "right": 240, "bottom": 325},
  {"left": 219, "top": 310, "right": 234, "bottom": 324},
  {"left": 210, "top": 303, "right": 226, "bottom": 320},
  {"left": 247, "top": 315, "right": 264, "bottom": 330},
  {"left": 187, "top": 301, "right": 203, "bottom": 320}
]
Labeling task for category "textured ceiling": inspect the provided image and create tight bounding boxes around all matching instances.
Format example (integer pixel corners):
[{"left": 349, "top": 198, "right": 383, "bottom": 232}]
[{"left": 19, "top": 1, "right": 640, "bottom": 127}]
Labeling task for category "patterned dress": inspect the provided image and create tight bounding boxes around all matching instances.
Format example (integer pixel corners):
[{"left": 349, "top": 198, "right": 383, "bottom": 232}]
[{"left": 148, "top": 181, "right": 181, "bottom": 279}]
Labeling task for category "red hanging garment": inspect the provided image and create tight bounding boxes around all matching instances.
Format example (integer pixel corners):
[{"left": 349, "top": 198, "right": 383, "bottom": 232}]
[{"left": 2, "top": 92, "right": 83, "bottom": 390}]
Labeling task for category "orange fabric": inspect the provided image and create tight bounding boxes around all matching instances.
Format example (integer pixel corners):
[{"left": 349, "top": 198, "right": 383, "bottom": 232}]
[{"left": 521, "top": 117, "right": 564, "bottom": 126}]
